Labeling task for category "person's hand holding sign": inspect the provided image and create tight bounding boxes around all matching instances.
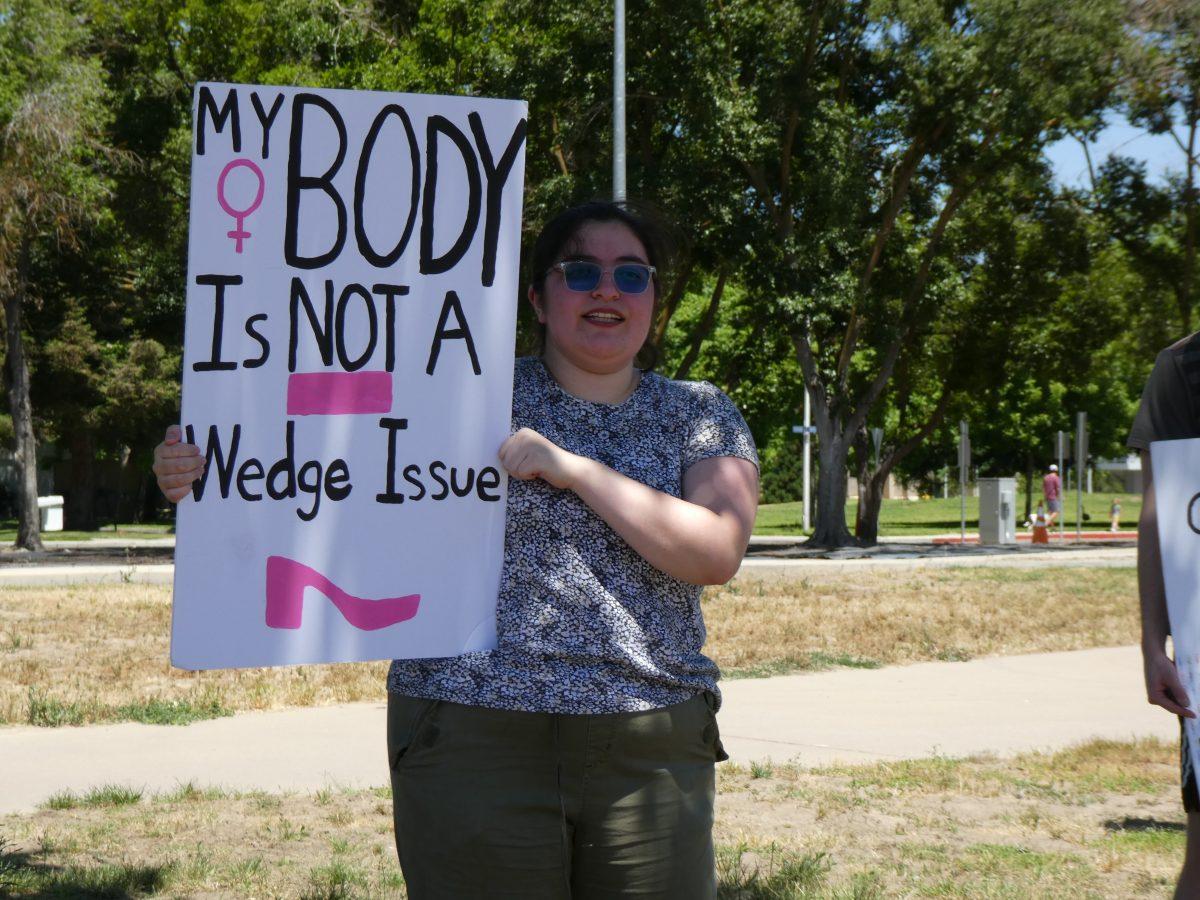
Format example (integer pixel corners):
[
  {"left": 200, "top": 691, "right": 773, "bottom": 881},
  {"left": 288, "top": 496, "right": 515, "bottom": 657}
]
[
  {"left": 152, "top": 425, "right": 205, "bottom": 503},
  {"left": 1145, "top": 647, "right": 1195, "bottom": 719},
  {"left": 498, "top": 428, "right": 583, "bottom": 490}
]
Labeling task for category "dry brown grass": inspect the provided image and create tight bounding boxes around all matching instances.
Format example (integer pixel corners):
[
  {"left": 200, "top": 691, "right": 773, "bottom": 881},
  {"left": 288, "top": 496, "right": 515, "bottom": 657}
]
[
  {"left": 704, "top": 566, "right": 1139, "bottom": 676},
  {"left": 0, "top": 738, "right": 1181, "bottom": 897},
  {"left": 712, "top": 735, "right": 1182, "bottom": 897},
  {"left": 0, "top": 584, "right": 388, "bottom": 725},
  {"left": 0, "top": 565, "right": 1137, "bottom": 724}
]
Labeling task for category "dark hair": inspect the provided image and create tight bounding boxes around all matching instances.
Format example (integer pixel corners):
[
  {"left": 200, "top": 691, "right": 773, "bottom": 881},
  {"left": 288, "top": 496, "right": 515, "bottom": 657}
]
[{"left": 527, "top": 200, "right": 675, "bottom": 371}]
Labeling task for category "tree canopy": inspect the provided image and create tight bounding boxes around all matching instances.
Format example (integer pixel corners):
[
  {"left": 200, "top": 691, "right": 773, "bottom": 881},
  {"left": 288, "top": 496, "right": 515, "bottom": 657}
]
[{"left": 0, "top": 0, "right": 1181, "bottom": 547}]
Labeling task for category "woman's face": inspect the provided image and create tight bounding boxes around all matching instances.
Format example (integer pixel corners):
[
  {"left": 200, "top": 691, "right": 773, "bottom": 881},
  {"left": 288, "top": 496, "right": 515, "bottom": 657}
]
[{"left": 529, "top": 220, "right": 655, "bottom": 375}]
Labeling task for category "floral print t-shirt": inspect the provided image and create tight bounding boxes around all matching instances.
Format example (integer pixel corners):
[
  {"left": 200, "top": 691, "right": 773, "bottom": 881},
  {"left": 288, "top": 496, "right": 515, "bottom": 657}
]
[{"left": 386, "top": 356, "right": 759, "bottom": 714}]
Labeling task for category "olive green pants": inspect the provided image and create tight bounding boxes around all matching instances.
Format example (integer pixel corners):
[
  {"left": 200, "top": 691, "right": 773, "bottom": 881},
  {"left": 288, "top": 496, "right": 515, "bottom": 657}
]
[{"left": 387, "top": 691, "right": 727, "bottom": 899}]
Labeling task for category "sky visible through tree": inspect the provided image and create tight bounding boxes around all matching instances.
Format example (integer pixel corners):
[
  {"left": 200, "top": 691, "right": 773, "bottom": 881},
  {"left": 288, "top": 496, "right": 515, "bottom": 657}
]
[{"left": 1045, "top": 112, "right": 1188, "bottom": 187}]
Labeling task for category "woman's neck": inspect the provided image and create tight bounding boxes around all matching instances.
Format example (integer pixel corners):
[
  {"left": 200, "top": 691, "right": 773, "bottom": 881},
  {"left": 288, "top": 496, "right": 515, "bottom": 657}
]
[{"left": 540, "top": 346, "right": 640, "bottom": 404}]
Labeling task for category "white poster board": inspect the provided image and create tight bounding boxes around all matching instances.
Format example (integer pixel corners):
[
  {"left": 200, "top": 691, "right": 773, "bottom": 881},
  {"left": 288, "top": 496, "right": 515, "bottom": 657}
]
[
  {"left": 1153, "top": 437, "right": 1200, "bottom": 776},
  {"left": 172, "top": 83, "right": 527, "bottom": 670}
]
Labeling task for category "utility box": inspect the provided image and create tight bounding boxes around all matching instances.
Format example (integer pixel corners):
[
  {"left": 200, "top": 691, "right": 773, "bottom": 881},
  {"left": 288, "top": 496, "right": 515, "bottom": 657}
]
[
  {"left": 37, "top": 495, "right": 64, "bottom": 532},
  {"left": 978, "top": 477, "right": 1016, "bottom": 545}
]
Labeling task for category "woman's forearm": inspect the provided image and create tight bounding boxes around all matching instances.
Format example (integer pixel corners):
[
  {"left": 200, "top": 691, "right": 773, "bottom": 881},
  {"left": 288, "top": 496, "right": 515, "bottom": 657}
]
[
  {"left": 567, "top": 455, "right": 750, "bottom": 585},
  {"left": 498, "top": 427, "right": 757, "bottom": 584},
  {"left": 1138, "top": 455, "right": 1170, "bottom": 653}
]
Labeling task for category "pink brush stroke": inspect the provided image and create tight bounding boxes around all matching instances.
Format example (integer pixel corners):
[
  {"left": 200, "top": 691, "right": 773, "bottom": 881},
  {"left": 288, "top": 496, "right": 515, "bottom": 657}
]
[
  {"left": 265, "top": 556, "right": 420, "bottom": 631},
  {"left": 286, "top": 371, "right": 392, "bottom": 416}
]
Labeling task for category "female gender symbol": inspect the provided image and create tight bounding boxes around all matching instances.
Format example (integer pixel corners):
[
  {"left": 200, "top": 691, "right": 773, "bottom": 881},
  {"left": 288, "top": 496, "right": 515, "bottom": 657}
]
[{"left": 216, "top": 158, "right": 265, "bottom": 254}]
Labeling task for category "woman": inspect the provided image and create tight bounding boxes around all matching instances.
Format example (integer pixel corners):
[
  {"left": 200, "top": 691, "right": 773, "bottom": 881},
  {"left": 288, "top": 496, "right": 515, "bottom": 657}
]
[{"left": 154, "top": 200, "right": 759, "bottom": 898}]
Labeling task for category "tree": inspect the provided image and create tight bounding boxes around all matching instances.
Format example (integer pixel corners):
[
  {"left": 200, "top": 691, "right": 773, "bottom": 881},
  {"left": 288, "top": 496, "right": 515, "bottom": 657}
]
[
  {"left": 1119, "top": 0, "right": 1200, "bottom": 334},
  {"left": 0, "top": 0, "right": 117, "bottom": 549},
  {"left": 666, "top": 0, "right": 1125, "bottom": 546}
]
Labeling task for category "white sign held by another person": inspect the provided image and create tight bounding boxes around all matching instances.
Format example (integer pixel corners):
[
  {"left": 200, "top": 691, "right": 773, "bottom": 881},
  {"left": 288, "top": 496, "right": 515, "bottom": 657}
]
[
  {"left": 1153, "top": 437, "right": 1200, "bottom": 777},
  {"left": 172, "top": 82, "right": 527, "bottom": 670}
]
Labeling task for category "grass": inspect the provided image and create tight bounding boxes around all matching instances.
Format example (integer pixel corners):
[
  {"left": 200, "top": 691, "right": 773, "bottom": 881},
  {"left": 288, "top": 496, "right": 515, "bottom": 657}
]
[
  {"left": 0, "top": 738, "right": 1182, "bottom": 898},
  {"left": 44, "top": 785, "right": 144, "bottom": 811},
  {"left": 0, "top": 519, "right": 173, "bottom": 543},
  {"left": 0, "top": 567, "right": 1138, "bottom": 724},
  {"left": 23, "top": 686, "right": 234, "bottom": 727},
  {"left": 703, "top": 566, "right": 1138, "bottom": 677},
  {"left": 755, "top": 492, "right": 1142, "bottom": 537},
  {"left": 0, "top": 584, "right": 388, "bottom": 726}
]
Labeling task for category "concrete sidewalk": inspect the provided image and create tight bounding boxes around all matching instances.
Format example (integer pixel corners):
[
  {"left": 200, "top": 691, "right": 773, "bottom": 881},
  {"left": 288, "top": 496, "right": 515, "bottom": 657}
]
[
  {"left": 0, "top": 546, "right": 1136, "bottom": 587},
  {"left": 0, "top": 644, "right": 1172, "bottom": 816}
]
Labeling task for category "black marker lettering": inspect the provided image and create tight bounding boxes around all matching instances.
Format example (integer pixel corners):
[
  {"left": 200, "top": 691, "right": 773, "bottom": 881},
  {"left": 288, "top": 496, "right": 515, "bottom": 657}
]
[
  {"left": 376, "top": 417, "right": 409, "bottom": 504},
  {"left": 426, "top": 290, "right": 480, "bottom": 375},
  {"left": 450, "top": 466, "right": 475, "bottom": 497},
  {"left": 372, "top": 283, "right": 409, "bottom": 373},
  {"left": 476, "top": 466, "right": 502, "bottom": 502},
  {"left": 296, "top": 460, "right": 323, "bottom": 521},
  {"left": 244, "top": 313, "right": 270, "bottom": 369},
  {"left": 266, "top": 420, "right": 298, "bottom": 499},
  {"left": 196, "top": 86, "right": 241, "bottom": 156},
  {"left": 185, "top": 423, "right": 241, "bottom": 500},
  {"left": 193, "top": 274, "right": 242, "bottom": 372},
  {"left": 429, "top": 461, "right": 449, "bottom": 500},
  {"left": 420, "top": 116, "right": 482, "bottom": 275},
  {"left": 468, "top": 112, "right": 527, "bottom": 287},
  {"left": 335, "top": 283, "right": 378, "bottom": 371},
  {"left": 236, "top": 458, "right": 265, "bottom": 501},
  {"left": 355, "top": 104, "right": 421, "bottom": 267},
  {"left": 403, "top": 464, "right": 426, "bottom": 501},
  {"left": 326, "top": 460, "right": 352, "bottom": 501},
  {"left": 250, "top": 91, "right": 285, "bottom": 159},
  {"left": 289, "top": 277, "right": 334, "bottom": 371},
  {"left": 284, "top": 94, "right": 348, "bottom": 268}
]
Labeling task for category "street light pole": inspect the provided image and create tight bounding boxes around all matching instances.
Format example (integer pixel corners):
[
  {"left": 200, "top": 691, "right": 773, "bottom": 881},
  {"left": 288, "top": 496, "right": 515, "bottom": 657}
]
[
  {"left": 959, "top": 420, "right": 970, "bottom": 544},
  {"left": 803, "top": 387, "right": 811, "bottom": 532},
  {"left": 1076, "top": 411, "right": 1087, "bottom": 542},
  {"left": 613, "top": 0, "right": 627, "bottom": 202}
]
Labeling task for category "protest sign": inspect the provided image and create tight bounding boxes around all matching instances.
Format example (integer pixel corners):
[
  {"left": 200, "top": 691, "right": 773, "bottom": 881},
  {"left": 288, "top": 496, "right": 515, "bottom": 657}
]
[
  {"left": 1153, "top": 437, "right": 1200, "bottom": 777},
  {"left": 172, "top": 83, "right": 527, "bottom": 670}
]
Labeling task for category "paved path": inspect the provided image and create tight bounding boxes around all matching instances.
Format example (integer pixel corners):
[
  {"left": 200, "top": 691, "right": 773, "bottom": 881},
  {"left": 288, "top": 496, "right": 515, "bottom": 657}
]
[
  {"left": 739, "top": 546, "right": 1135, "bottom": 574},
  {"left": 0, "top": 644, "right": 1171, "bottom": 816},
  {"left": 0, "top": 545, "right": 1136, "bottom": 587}
]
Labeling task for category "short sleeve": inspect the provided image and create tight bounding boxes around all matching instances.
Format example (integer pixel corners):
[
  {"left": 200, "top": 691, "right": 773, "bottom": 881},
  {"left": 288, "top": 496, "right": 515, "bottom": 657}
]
[
  {"left": 682, "top": 383, "right": 759, "bottom": 472},
  {"left": 1128, "top": 348, "right": 1198, "bottom": 451}
]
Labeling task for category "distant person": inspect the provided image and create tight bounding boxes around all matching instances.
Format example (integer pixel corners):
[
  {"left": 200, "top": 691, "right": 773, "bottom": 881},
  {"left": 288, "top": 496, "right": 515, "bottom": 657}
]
[
  {"left": 1042, "top": 463, "right": 1062, "bottom": 527},
  {"left": 1110, "top": 498, "right": 1121, "bottom": 533},
  {"left": 1129, "top": 331, "right": 1200, "bottom": 898}
]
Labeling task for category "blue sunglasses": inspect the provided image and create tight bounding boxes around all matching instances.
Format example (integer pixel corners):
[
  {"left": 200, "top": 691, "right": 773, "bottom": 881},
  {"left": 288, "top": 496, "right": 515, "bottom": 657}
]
[{"left": 549, "top": 261, "right": 657, "bottom": 294}]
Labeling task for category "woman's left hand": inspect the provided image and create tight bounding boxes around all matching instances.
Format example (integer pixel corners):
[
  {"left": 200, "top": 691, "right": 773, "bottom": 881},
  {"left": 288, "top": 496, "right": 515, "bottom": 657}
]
[{"left": 498, "top": 428, "right": 584, "bottom": 490}]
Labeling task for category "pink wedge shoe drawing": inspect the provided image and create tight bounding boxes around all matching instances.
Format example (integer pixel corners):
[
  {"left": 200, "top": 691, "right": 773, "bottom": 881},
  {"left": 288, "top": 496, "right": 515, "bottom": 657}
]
[{"left": 265, "top": 556, "right": 421, "bottom": 631}]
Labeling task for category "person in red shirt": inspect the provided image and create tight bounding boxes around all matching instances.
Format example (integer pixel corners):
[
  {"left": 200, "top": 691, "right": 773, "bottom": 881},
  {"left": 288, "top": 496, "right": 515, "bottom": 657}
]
[{"left": 1043, "top": 464, "right": 1062, "bottom": 527}]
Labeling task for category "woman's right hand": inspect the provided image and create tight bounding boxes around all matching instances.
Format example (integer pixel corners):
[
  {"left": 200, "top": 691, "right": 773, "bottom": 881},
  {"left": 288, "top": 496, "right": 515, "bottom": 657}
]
[{"left": 152, "top": 425, "right": 205, "bottom": 503}]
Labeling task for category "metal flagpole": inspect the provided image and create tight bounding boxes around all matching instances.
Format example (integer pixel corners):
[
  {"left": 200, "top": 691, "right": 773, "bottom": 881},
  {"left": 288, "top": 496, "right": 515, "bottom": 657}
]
[{"left": 613, "top": 0, "right": 627, "bottom": 202}]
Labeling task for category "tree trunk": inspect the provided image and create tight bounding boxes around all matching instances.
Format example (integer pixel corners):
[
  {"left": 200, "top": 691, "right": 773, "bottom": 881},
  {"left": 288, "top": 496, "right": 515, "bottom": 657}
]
[
  {"left": 855, "top": 470, "right": 887, "bottom": 545},
  {"left": 809, "top": 431, "right": 856, "bottom": 547},
  {"left": 672, "top": 269, "right": 726, "bottom": 381},
  {"left": 65, "top": 430, "right": 97, "bottom": 531},
  {"left": 140, "top": 471, "right": 159, "bottom": 524},
  {"left": 3, "top": 238, "right": 44, "bottom": 551},
  {"left": 1024, "top": 452, "right": 1034, "bottom": 521}
]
